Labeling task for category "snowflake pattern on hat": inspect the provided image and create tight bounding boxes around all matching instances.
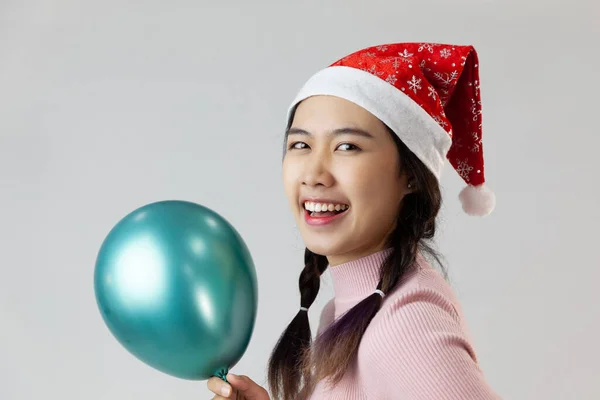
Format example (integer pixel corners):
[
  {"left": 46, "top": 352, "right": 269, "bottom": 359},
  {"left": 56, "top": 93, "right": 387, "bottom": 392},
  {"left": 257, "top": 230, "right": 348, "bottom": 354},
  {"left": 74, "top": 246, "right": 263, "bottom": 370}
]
[{"left": 330, "top": 42, "right": 485, "bottom": 188}]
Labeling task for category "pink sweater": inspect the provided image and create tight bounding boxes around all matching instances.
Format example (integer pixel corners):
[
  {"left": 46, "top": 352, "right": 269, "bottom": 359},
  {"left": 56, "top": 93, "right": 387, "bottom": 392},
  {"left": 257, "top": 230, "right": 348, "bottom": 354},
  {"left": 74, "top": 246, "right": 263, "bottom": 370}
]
[{"left": 308, "top": 248, "right": 501, "bottom": 399}]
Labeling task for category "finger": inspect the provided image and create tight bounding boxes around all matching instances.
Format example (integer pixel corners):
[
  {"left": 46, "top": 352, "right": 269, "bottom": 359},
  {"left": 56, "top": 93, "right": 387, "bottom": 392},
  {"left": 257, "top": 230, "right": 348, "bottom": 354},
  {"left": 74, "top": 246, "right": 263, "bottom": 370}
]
[
  {"left": 210, "top": 389, "right": 241, "bottom": 400},
  {"left": 210, "top": 389, "right": 243, "bottom": 400},
  {"left": 207, "top": 376, "right": 233, "bottom": 397},
  {"left": 226, "top": 374, "right": 269, "bottom": 400}
]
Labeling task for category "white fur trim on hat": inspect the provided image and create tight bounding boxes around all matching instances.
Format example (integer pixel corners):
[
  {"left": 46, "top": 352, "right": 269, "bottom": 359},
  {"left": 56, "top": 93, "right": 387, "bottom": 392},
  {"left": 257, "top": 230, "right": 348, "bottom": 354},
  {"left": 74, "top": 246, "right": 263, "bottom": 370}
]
[{"left": 286, "top": 66, "right": 451, "bottom": 180}]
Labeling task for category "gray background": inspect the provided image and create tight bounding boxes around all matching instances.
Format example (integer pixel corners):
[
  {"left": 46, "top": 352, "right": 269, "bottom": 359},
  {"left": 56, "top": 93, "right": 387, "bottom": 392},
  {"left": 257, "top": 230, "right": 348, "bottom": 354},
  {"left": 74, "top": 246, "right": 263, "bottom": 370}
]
[{"left": 1, "top": 0, "right": 599, "bottom": 399}]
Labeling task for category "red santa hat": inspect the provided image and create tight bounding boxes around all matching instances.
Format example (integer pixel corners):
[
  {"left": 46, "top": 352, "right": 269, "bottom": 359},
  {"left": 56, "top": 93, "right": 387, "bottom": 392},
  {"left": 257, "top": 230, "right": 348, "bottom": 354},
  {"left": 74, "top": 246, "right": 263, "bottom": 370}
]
[{"left": 286, "top": 42, "right": 495, "bottom": 216}]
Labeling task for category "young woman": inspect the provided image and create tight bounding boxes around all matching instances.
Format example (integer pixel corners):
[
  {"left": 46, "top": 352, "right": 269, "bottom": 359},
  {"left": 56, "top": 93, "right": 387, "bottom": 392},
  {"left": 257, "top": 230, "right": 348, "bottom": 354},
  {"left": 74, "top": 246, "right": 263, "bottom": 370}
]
[{"left": 208, "top": 42, "right": 500, "bottom": 400}]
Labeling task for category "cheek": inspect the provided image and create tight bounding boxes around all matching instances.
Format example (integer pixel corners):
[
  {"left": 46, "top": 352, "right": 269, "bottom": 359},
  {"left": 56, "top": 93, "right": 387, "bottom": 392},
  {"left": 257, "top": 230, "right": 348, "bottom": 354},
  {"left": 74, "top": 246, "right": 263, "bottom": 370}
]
[
  {"left": 343, "top": 162, "right": 402, "bottom": 216},
  {"left": 282, "top": 160, "right": 299, "bottom": 206}
]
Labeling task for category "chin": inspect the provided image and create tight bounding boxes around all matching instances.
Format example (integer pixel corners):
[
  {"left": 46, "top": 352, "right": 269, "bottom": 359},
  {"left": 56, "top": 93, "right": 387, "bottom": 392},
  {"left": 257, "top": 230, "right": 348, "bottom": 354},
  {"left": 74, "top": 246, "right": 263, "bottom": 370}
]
[
  {"left": 303, "top": 240, "right": 346, "bottom": 257},
  {"left": 304, "top": 244, "right": 328, "bottom": 256}
]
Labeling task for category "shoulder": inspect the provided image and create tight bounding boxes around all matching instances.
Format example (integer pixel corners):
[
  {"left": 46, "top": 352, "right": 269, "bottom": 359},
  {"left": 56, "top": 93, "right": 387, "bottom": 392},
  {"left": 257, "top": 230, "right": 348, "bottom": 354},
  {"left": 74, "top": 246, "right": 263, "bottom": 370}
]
[
  {"left": 373, "top": 256, "right": 476, "bottom": 360},
  {"left": 388, "top": 254, "right": 462, "bottom": 312},
  {"left": 374, "top": 259, "right": 469, "bottom": 349},
  {"left": 357, "top": 257, "right": 501, "bottom": 399},
  {"left": 379, "top": 254, "right": 470, "bottom": 331}
]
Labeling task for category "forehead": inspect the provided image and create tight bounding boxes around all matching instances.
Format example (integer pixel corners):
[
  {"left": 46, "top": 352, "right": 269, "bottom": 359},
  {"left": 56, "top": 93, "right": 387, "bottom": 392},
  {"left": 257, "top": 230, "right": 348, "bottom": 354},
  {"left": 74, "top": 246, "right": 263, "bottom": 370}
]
[{"left": 290, "top": 95, "right": 386, "bottom": 134}]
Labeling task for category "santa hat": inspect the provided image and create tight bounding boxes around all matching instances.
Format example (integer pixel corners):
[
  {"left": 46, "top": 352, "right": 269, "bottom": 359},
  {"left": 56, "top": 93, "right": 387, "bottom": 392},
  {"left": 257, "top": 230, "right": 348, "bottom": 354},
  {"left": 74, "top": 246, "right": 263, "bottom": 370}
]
[{"left": 286, "top": 42, "right": 495, "bottom": 216}]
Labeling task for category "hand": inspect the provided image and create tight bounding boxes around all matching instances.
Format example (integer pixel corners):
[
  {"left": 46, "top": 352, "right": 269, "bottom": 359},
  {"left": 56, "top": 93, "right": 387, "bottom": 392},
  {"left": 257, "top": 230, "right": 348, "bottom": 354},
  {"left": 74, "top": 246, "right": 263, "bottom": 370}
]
[{"left": 207, "top": 373, "right": 270, "bottom": 400}]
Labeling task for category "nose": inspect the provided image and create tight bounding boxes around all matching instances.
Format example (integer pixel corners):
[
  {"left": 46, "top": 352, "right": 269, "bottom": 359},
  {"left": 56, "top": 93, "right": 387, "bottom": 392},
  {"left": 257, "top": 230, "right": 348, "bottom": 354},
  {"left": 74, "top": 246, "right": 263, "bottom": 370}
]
[{"left": 302, "top": 151, "right": 334, "bottom": 188}]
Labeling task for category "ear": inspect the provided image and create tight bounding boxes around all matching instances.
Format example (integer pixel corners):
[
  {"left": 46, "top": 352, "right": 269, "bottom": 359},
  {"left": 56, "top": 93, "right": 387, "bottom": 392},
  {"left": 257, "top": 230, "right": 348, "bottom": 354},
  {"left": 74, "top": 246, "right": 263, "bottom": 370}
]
[
  {"left": 405, "top": 175, "right": 417, "bottom": 194},
  {"left": 398, "top": 165, "right": 416, "bottom": 194}
]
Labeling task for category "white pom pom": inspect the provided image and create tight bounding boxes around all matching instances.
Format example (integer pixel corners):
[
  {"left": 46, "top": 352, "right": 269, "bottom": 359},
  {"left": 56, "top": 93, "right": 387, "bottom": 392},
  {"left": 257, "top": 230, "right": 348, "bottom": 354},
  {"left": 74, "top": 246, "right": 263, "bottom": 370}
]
[{"left": 458, "top": 184, "right": 496, "bottom": 216}]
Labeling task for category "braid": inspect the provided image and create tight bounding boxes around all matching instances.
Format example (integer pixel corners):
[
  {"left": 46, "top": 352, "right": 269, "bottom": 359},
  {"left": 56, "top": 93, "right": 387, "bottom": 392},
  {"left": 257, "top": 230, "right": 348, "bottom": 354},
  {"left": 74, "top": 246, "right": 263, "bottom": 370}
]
[
  {"left": 267, "top": 249, "right": 328, "bottom": 400},
  {"left": 300, "top": 249, "right": 329, "bottom": 309}
]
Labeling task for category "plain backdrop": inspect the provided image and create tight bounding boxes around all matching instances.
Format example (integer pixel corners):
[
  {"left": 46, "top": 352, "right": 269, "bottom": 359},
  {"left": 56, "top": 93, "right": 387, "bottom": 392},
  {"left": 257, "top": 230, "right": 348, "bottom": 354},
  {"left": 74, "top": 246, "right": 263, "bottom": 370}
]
[{"left": 1, "top": 0, "right": 599, "bottom": 399}]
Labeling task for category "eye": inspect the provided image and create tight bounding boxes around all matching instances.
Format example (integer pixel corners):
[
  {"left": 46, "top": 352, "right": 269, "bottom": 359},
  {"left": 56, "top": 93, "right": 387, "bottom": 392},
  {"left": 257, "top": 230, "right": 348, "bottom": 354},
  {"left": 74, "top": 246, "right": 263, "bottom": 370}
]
[
  {"left": 288, "top": 141, "right": 308, "bottom": 150},
  {"left": 337, "top": 143, "right": 360, "bottom": 151}
]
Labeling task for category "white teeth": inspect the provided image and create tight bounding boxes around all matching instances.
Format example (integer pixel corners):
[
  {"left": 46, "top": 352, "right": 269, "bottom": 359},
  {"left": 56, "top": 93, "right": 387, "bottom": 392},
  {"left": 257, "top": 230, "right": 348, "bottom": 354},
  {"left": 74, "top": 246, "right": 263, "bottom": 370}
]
[{"left": 303, "top": 202, "right": 349, "bottom": 212}]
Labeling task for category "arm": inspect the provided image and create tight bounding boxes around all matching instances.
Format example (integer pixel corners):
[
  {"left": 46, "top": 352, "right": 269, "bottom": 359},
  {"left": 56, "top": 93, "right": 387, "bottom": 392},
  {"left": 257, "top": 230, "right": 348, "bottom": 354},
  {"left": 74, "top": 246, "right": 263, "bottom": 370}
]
[{"left": 364, "top": 288, "right": 502, "bottom": 400}]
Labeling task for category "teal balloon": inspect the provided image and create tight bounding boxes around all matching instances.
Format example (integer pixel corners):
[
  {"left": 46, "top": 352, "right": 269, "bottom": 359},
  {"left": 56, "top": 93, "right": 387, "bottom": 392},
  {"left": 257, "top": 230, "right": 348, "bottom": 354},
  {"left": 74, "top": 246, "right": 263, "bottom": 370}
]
[{"left": 94, "top": 200, "right": 258, "bottom": 381}]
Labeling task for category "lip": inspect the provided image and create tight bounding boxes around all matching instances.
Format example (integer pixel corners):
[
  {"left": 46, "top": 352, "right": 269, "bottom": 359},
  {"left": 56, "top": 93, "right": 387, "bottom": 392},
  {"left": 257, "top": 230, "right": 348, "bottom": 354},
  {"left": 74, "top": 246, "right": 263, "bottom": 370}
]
[{"left": 303, "top": 207, "right": 349, "bottom": 226}]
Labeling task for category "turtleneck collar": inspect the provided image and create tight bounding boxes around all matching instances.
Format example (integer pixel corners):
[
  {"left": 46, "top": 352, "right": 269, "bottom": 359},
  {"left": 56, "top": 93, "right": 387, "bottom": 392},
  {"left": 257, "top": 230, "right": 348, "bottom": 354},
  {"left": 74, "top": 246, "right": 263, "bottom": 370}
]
[
  {"left": 327, "top": 248, "right": 427, "bottom": 318},
  {"left": 328, "top": 247, "right": 394, "bottom": 304}
]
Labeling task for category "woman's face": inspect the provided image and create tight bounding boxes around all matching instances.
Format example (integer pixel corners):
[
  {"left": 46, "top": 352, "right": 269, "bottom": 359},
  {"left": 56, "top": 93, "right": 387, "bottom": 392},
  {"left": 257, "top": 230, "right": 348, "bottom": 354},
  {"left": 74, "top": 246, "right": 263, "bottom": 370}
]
[{"left": 282, "top": 95, "right": 413, "bottom": 266}]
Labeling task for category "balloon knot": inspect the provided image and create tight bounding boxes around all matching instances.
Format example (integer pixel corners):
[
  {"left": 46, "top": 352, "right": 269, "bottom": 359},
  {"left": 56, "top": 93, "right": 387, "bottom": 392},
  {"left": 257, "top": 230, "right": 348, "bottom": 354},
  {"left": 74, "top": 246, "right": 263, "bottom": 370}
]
[{"left": 215, "top": 367, "right": 229, "bottom": 382}]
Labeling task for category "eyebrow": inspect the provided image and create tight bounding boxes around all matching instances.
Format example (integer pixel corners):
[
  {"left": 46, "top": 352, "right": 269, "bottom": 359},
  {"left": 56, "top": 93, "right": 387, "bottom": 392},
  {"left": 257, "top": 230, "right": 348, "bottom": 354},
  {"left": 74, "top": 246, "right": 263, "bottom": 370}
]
[{"left": 286, "top": 127, "right": 375, "bottom": 139}]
